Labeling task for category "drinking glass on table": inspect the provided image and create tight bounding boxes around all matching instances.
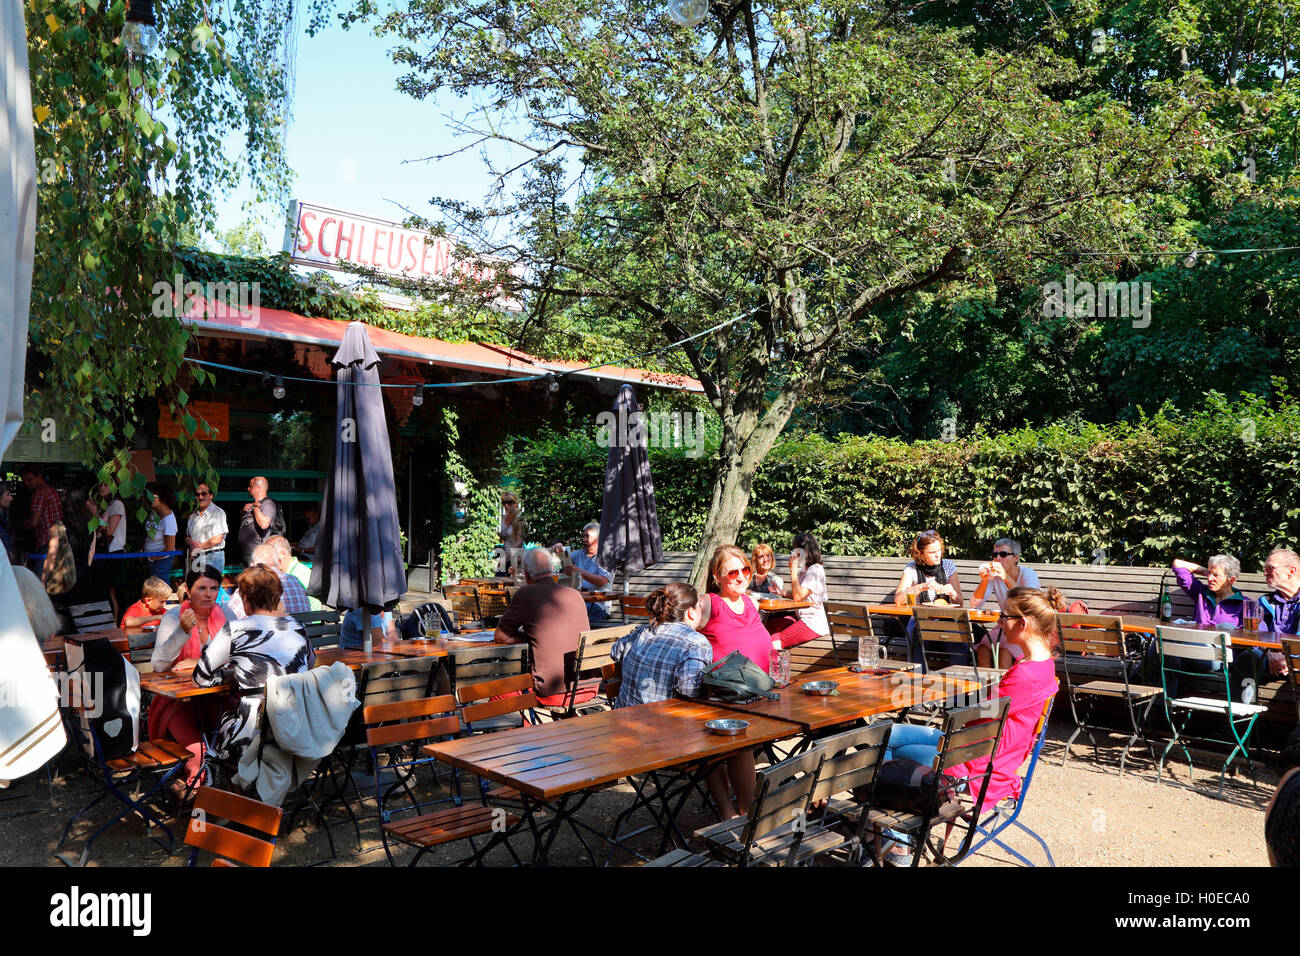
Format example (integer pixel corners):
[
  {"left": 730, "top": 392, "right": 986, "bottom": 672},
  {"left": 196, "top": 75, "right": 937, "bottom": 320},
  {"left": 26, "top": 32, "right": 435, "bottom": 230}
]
[
  {"left": 769, "top": 647, "right": 791, "bottom": 687},
  {"left": 858, "top": 636, "right": 886, "bottom": 669},
  {"left": 1242, "top": 597, "right": 1260, "bottom": 632}
]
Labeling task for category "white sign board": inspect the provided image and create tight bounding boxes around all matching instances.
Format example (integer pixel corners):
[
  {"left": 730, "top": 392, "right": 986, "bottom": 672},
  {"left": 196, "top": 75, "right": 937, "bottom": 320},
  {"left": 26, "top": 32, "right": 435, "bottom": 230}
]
[{"left": 282, "top": 201, "right": 521, "bottom": 308}]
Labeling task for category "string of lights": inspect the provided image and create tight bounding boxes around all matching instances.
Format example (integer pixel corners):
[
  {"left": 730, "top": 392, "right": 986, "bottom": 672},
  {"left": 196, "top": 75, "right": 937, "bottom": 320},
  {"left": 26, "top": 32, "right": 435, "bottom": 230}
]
[{"left": 183, "top": 306, "right": 753, "bottom": 396}]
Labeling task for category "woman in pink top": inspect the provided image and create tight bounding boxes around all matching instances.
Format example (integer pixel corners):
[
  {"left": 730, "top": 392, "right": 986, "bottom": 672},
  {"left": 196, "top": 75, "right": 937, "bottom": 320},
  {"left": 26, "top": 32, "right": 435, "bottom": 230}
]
[
  {"left": 880, "top": 586, "right": 1058, "bottom": 862},
  {"left": 148, "top": 565, "right": 228, "bottom": 788},
  {"left": 696, "top": 545, "right": 771, "bottom": 818}
]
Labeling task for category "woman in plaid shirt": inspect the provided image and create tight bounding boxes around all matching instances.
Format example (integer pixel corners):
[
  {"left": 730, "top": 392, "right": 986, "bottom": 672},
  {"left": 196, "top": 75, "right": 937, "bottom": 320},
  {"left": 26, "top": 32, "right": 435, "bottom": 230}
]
[{"left": 610, "top": 583, "right": 713, "bottom": 707}]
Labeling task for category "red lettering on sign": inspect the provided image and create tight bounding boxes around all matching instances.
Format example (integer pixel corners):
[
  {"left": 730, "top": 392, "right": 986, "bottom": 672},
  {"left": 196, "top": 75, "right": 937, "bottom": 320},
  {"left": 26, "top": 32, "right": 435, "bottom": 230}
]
[
  {"left": 335, "top": 219, "right": 355, "bottom": 259},
  {"left": 371, "top": 228, "right": 386, "bottom": 266},
  {"left": 296, "top": 210, "right": 317, "bottom": 254},
  {"left": 404, "top": 235, "right": 420, "bottom": 273},
  {"left": 317, "top": 217, "right": 337, "bottom": 257}
]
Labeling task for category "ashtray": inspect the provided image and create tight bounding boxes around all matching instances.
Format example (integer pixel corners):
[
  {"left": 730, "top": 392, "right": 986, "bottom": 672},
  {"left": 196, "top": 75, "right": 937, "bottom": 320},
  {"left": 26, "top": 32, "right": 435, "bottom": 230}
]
[
  {"left": 704, "top": 718, "right": 750, "bottom": 736},
  {"left": 802, "top": 680, "right": 839, "bottom": 696}
]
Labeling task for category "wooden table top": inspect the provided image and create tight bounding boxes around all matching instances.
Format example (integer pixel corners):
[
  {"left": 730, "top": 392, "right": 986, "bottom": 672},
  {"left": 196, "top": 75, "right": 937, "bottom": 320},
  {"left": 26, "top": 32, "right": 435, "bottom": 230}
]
[
  {"left": 712, "top": 666, "right": 983, "bottom": 733},
  {"left": 759, "top": 598, "right": 813, "bottom": 613},
  {"left": 864, "top": 603, "right": 1286, "bottom": 650},
  {"left": 313, "top": 647, "right": 406, "bottom": 669},
  {"left": 376, "top": 639, "right": 452, "bottom": 658},
  {"left": 137, "top": 670, "right": 228, "bottom": 700},
  {"left": 422, "top": 699, "right": 800, "bottom": 802}
]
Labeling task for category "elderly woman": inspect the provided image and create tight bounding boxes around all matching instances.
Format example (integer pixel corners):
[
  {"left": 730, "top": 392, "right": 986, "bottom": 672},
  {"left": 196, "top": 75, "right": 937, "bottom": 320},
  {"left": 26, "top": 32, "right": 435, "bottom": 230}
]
[
  {"left": 150, "top": 565, "right": 229, "bottom": 786},
  {"left": 970, "top": 538, "right": 1040, "bottom": 669},
  {"left": 193, "top": 565, "right": 314, "bottom": 769},
  {"left": 1143, "top": 555, "right": 1246, "bottom": 696}
]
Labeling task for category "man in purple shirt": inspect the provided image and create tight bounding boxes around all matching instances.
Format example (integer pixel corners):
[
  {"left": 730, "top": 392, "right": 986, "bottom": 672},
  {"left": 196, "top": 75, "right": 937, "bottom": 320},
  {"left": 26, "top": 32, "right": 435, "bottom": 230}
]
[{"left": 1232, "top": 548, "right": 1299, "bottom": 702}]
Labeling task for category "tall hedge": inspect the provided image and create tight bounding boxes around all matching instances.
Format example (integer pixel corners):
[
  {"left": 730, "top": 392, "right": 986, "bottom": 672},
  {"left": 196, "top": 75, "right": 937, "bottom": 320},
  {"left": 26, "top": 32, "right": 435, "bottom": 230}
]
[{"left": 500, "top": 393, "right": 1300, "bottom": 570}]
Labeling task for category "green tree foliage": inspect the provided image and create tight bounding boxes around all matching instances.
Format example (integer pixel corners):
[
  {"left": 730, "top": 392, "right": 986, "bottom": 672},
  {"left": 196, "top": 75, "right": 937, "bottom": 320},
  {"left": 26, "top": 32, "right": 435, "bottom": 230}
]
[
  {"left": 219, "top": 219, "right": 270, "bottom": 257},
  {"left": 340, "top": 0, "right": 1220, "bottom": 583},
  {"left": 504, "top": 392, "right": 1300, "bottom": 570},
  {"left": 25, "top": 0, "right": 297, "bottom": 514}
]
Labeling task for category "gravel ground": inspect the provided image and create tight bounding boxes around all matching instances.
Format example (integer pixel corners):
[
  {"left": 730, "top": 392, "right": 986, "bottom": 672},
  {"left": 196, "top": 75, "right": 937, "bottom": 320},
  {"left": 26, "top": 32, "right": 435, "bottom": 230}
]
[{"left": 1, "top": 719, "right": 1283, "bottom": 868}]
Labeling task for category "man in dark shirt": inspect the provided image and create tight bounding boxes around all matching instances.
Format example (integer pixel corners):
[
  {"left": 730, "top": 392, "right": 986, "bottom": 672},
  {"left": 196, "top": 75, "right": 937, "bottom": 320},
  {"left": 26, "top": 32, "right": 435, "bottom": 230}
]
[
  {"left": 238, "top": 476, "right": 282, "bottom": 564},
  {"left": 494, "top": 547, "right": 590, "bottom": 706}
]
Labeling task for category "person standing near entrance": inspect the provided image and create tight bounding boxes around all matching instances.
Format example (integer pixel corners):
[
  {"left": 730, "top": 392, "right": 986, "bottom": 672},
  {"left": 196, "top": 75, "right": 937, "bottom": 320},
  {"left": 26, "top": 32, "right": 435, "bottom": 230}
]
[
  {"left": 238, "top": 476, "right": 284, "bottom": 565},
  {"left": 19, "top": 465, "right": 61, "bottom": 574},
  {"left": 186, "top": 480, "right": 228, "bottom": 575}
]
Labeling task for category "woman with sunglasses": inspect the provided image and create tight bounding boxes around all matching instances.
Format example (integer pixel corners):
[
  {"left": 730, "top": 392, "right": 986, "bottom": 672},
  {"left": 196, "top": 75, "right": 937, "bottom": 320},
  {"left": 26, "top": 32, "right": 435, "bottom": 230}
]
[
  {"left": 696, "top": 545, "right": 771, "bottom": 818},
  {"left": 970, "top": 538, "right": 1039, "bottom": 669},
  {"left": 877, "top": 586, "right": 1060, "bottom": 862}
]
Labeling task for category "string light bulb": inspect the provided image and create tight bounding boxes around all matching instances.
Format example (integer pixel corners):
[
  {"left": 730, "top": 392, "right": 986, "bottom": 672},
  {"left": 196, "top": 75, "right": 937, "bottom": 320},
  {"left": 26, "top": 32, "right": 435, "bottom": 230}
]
[
  {"left": 272, "top": 375, "right": 285, "bottom": 399},
  {"left": 1184, "top": 250, "right": 1199, "bottom": 268},
  {"left": 411, "top": 389, "right": 424, "bottom": 407},
  {"left": 121, "top": 0, "right": 159, "bottom": 56}
]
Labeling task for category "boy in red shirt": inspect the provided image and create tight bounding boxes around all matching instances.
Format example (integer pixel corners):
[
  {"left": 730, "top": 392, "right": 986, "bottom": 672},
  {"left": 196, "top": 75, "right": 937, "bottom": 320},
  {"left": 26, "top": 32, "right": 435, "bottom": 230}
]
[{"left": 121, "top": 576, "right": 172, "bottom": 627}]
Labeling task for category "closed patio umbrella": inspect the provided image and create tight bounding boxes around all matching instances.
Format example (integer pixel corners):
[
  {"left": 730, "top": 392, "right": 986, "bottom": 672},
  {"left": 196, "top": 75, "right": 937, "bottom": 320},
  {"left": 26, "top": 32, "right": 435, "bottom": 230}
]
[
  {"left": 309, "top": 322, "right": 405, "bottom": 611},
  {"left": 597, "top": 384, "right": 663, "bottom": 592},
  {"left": 0, "top": 3, "right": 66, "bottom": 783}
]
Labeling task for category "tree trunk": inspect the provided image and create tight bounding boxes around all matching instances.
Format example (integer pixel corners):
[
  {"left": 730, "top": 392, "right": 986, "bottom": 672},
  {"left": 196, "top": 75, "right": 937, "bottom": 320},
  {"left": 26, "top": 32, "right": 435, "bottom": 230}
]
[{"left": 688, "top": 384, "right": 804, "bottom": 589}]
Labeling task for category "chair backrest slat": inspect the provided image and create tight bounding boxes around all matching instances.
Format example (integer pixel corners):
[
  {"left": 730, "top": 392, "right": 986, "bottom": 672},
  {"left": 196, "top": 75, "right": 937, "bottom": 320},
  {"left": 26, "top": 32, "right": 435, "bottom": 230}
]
[
  {"left": 1055, "top": 613, "right": 1124, "bottom": 660},
  {"left": 1283, "top": 637, "right": 1300, "bottom": 693},
  {"left": 449, "top": 643, "right": 528, "bottom": 688},
  {"left": 746, "top": 749, "right": 824, "bottom": 846},
  {"left": 934, "top": 698, "right": 1010, "bottom": 774},
  {"left": 809, "top": 722, "right": 891, "bottom": 803},
  {"left": 1156, "top": 626, "right": 1230, "bottom": 664},
  {"left": 185, "top": 786, "right": 281, "bottom": 867},
  {"left": 620, "top": 595, "right": 649, "bottom": 619},
  {"left": 363, "top": 695, "right": 460, "bottom": 748}
]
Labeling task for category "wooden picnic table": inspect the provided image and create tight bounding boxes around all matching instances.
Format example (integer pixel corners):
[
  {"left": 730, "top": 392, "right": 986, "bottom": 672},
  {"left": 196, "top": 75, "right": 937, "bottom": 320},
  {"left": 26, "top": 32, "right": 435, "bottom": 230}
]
[
  {"left": 712, "top": 665, "right": 983, "bottom": 734},
  {"left": 422, "top": 698, "right": 801, "bottom": 864}
]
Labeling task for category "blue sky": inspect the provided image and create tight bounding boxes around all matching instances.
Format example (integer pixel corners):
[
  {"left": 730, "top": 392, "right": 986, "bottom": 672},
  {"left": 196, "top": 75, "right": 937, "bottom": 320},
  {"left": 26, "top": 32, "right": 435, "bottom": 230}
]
[{"left": 213, "top": 18, "right": 512, "bottom": 251}]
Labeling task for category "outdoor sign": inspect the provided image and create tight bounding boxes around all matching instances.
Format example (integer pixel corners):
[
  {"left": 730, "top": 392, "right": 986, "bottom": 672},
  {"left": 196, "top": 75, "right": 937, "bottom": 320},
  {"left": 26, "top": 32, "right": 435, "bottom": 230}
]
[
  {"left": 157, "top": 401, "right": 229, "bottom": 442},
  {"left": 282, "top": 201, "right": 522, "bottom": 310}
]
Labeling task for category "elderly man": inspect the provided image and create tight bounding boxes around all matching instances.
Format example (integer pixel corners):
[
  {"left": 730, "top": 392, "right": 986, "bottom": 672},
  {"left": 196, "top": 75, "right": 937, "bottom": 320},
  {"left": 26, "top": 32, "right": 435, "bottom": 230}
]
[
  {"left": 237, "top": 476, "right": 284, "bottom": 565},
  {"left": 568, "top": 522, "right": 614, "bottom": 624},
  {"left": 266, "top": 534, "right": 322, "bottom": 611},
  {"left": 495, "top": 547, "right": 590, "bottom": 706},
  {"left": 186, "top": 480, "right": 228, "bottom": 574},
  {"left": 970, "top": 537, "right": 1040, "bottom": 668},
  {"left": 1234, "top": 548, "right": 1299, "bottom": 703},
  {"left": 225, "top": 543, "right": 311, "bottom": 617}
]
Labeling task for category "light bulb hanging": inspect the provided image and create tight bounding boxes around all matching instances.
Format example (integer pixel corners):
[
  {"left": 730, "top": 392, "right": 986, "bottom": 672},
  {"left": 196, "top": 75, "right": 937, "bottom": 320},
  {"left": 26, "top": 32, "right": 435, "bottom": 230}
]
[
  {"left": 121, "top": 0, "right": 159, "bottom": 56},
  {"left": 272, "top": 375, "right": 285, "bottom": 399},
  {"left": 411, "top": 389, "right": 424, "bottom": 407}
]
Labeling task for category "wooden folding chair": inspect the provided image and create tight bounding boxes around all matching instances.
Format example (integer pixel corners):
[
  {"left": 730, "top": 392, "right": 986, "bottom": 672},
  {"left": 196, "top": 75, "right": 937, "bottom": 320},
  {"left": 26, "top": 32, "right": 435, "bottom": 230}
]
[
  {"left": 69, "top": 601, "right": 116, "bottom": 633},
  {"left": 291, "top": 609, "right": 342, "bottom": 650},
  {"left": 825, "top": 601, "right": 873, "bottom": 666},
  {"left": 1155, "top": 626, "right": 1267, "bottom": 797},
  {"left": 364, "top": 696, "right": 521, "bottom": 866},
  {"left": 185, "top": 786, "right": 282, "bottom": 867},
  {"left": 620, "top": 594, "right": 648, "bottom": 623},
  {"left": 1058, "top": 612, "right": 1162, "bottom": 775},
  {"left": 477, "top": 586, "right": 510, "bottom": 621},
  {"left": 911, "top": 605, "right": 980, "bottom": 676},
  {"left": 127, "top": 631, "right": 157, "bottom": 673},
  {"left": 956, "top": 696, "right": 1056, "bottom": 867},
  {"left": 804, "top": 721, "right": 893, "bottom": 865},
  {"left": 537, "top": 624, "right": 638, "bottom": 720},
  {"left": 1282, "top": 637, "right": 1300, "bottom": 727},
  {"left": 55, "top": 669, "right": 190, "bottom": 866},
  {"left": 691, "top": 748, "right": 828, "bottom": 866},
  {"left": 442, "top": 585, "right": 482, "bottom": 630},
  {"left": 865, "top": 697, "right": 1012, "bottom": 867}
]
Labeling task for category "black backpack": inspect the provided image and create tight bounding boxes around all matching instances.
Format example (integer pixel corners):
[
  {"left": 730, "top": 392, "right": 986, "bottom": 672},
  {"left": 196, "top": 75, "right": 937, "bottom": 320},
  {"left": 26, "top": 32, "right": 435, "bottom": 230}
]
[{"left": 263, "top": 496, "right": 287, "bottom": 540}]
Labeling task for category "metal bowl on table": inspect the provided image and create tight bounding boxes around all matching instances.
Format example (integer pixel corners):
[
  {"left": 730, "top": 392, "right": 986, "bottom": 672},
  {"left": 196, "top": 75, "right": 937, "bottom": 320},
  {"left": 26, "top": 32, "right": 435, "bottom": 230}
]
[
  {"left": 704, "top": 718, "right": 750, "bottom": 736},
  {"left": 802, "top": 680, "right": 839, "bottom": 696}
]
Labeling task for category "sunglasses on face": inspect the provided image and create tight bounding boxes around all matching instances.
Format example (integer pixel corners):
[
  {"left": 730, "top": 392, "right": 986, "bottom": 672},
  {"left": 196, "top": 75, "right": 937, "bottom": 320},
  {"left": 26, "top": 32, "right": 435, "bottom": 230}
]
[
  {"left": 997, "top": 612, "right": 1022, "bottom": 623},
  {"left": 991, "top": 551, "right": 1015, "bottom": 558},
  {"left": 722, "top": 567, "right": 752, "bottom": 581}
]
